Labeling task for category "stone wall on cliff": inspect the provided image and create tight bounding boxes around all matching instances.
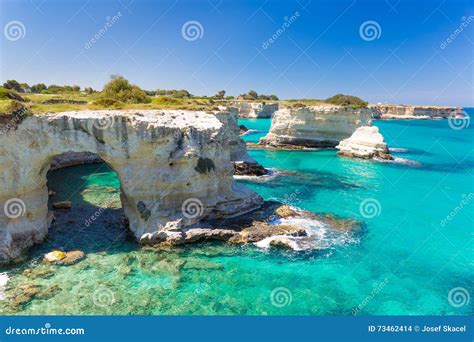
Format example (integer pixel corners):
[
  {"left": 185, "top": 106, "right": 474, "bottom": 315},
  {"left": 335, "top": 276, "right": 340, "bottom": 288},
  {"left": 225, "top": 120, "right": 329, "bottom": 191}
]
[{"left": 0, "top": 110, "right": 262, "bottom": 263}]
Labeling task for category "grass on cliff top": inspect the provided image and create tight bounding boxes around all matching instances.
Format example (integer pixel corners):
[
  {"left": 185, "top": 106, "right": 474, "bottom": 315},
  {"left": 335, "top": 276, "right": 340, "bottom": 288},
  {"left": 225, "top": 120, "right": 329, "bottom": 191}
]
[
  {"left": 0, "top": 92, "right": 224, "bottom": 115},
  {"left": 0, "top": 87, "right": 370, "bottom": 117}
]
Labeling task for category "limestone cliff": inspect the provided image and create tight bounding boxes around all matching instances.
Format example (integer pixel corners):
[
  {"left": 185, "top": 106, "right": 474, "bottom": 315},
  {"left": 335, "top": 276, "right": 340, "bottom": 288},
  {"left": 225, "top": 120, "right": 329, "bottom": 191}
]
[
  {"left": 214, "top": 109, "right": 268, "bottom": 176},
  {"left": 260, "top": 105, "right": 373, "bottom": 148},
  {"left": 370, "top": 105, "right": 462, "bottom": 119},
  {"left": 0, "top": 110, "right": 263, "bottom": 263},
  {"left": 231, "top": 102, "right": 279, "bottom": 118},
  {"left": 336, "top": 126, "right": 392, "bottom": 160}
]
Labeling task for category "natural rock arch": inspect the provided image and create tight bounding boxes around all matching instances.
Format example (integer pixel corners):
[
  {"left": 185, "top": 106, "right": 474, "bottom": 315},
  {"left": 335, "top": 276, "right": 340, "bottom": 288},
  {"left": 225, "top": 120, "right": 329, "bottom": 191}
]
[{"left": 0, "top": 110, "right": 262, "bottom": 263}]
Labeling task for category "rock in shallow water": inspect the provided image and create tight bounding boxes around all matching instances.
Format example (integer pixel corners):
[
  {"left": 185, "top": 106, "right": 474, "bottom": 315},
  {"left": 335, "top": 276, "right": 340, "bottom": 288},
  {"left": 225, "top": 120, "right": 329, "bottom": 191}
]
[
  {"left": 145, "top": 201, "right": 360, "bottom": 252},
  {"left": 336, "top": 126, "right": 393, "bottom": 160},
  {"left": 44, "top": 250, "right": 85, "bottom": 265},
  {"left": 44, "top": 250, "right": 66, "bottom": 263},
  {"left": 52, "top": 201, "right": 72, "bottom": 209}
]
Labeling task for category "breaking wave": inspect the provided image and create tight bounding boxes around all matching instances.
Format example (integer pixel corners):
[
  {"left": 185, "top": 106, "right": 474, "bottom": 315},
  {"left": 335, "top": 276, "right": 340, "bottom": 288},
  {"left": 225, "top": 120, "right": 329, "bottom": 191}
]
[
  {"left": 389, "top": 147, "right": 409, "bottom": 153},
  {"left": 255, "top": 215, "right": 360, "bottom": 251},
  {"left": 234, "top": 168, "right": 281, "bottom": 182}
]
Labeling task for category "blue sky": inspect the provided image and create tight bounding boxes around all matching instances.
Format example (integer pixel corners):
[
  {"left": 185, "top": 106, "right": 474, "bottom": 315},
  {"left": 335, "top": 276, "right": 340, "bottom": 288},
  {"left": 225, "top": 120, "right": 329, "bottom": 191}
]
[{"left": 1, "top": 0, "right": 473, "bottom": 106}]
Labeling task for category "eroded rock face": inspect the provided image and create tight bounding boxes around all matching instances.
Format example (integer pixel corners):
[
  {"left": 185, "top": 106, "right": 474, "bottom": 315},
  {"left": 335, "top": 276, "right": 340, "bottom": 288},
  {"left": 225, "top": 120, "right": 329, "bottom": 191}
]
[
  {"left": 214, "top": 110, "right": 269, "bottom": 176},
  {"left": 370, "top": 105, "right": 462, "bottom": 119},
  {"left": 336, "top": 126, "right": 393, "bottom": 160},
  {"left": 148, "top": 201, "right": 361, "bottom": 251},
  {"left": 0, "top": 110, "right": 263, "bottom": 263},
  {"left": 231, "top": 102, "right": 279, "bottom": 118},
  {"left": 260, "top": 106, "right": 373, "bottom": 148},
  {"left": 49, "top": 151, "right": 102, "bottom": 170}
]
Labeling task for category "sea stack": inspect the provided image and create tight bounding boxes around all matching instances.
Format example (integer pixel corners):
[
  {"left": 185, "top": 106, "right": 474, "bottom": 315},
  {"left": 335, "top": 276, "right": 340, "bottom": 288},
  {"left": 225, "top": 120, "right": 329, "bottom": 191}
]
[
  {"left": 336, "top": 126, "right": 393, "bottom": 160},
  {"left": 259, "top": 105, "right": 373, "bottom": 149}
]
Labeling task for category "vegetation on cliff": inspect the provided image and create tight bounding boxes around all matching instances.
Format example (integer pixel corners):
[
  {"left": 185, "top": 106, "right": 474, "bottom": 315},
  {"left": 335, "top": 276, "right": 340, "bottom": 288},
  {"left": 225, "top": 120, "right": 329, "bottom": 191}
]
[
  {"left": 97, "top": 75, "right": 151, "bottom": 104},
  {"left": 325, "top": 94, "right": 368, "bottom": 108},
  {"left": 0, "top": 77, "right": 371, "bottom": 115}
]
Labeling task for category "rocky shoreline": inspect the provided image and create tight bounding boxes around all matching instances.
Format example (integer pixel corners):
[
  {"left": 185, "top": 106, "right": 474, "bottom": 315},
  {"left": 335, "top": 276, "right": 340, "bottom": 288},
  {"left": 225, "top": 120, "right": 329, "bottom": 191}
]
[
  {"left": 0, "top": 109, "right": 265, "bottom": 264},
  {"left": 370, "top": 104, "right": 463, "bottom": 120}
]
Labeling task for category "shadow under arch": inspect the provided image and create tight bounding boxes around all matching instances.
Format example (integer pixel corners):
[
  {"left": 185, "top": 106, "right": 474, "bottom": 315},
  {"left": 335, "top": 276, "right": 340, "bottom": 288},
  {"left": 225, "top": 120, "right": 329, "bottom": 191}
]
[{"left": 30, "top": 152, "right": 137, "bottom": 259}]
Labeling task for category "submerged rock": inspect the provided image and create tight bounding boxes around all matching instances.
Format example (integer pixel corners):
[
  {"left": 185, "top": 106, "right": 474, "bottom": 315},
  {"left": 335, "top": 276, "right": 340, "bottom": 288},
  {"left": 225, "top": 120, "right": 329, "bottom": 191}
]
[
  {"left": 336, "top": 126, "right": 393, "bottom": 160},
  {"left": 58, "top": 250, "right": 85, "bottom": 265},
  {"left": 183, "top": 258, "right": 224, "bottom": 270},
  {"left": 52, "top": 201, "right": 72, "bottom": 209}
]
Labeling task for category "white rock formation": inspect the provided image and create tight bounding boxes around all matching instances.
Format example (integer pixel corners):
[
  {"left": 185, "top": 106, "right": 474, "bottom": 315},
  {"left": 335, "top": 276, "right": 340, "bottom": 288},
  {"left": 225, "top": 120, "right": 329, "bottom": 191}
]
[
  {"left": 231, "top": 102, "right": 278, "bottom": 118},
  {"left": 215, "top": 109, "right": 268, "bottom": 176},
  {"left": 0, "top": 110, "right": 263, "bottom": 263},
  {"left": 336, "top": 126, "right": 392, "bottom": 160},
  {"left": 260, "top": 105, "right": 373, "bottom": 148},
  {"left": 49, "top": 151, "right": 102, "bottom": 170},
  {"left": 370, "top": 105, "right": 462, "bottom": 119}
]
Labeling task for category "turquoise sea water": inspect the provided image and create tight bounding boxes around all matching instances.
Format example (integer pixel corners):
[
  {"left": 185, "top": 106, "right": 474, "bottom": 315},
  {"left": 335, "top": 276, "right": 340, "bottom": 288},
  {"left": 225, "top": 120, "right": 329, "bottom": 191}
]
[{"left": 1, "top": 111, "right": 472, "bottom": 315}]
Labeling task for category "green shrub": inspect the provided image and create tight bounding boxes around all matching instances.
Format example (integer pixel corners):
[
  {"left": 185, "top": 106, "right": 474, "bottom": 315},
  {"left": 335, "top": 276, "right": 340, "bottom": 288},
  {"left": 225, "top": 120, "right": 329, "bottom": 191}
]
[
  {"left": 0, "top": 87, "right": 10, "bottom": 100},
  {"left": 0, "top": 87, "right": 26, "bottom": 101},
  {"left": 92, "top": 98, "right": 123, "bottom": 108},
  {"left": 325, "top": 94, "right": 368, "bottom": 108},
  {"left": 100, "top": 75, "right": 151, "bottom": 104}
]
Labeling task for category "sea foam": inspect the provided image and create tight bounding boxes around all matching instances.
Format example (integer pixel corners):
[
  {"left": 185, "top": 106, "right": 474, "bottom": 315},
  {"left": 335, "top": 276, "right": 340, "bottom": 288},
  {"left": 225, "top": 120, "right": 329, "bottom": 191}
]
[{"left": 0, "top": 272, "right": 9, "bottom": 300}]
